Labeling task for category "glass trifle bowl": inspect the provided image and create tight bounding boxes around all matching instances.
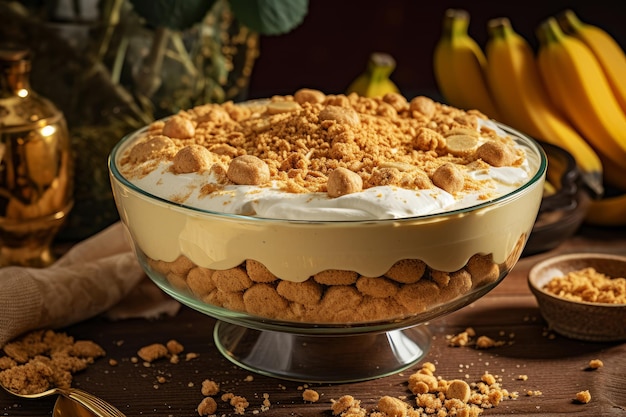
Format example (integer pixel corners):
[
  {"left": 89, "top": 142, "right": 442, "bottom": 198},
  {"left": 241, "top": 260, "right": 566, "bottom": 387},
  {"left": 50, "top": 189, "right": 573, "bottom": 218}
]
[{"left": 108, "top": 90, "right": 546, "bottom": 382}]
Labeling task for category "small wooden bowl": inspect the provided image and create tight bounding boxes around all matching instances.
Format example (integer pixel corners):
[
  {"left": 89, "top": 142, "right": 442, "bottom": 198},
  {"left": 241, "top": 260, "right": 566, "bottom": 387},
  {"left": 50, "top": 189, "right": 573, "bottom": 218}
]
[{"left": 528, "top": 253, "right": 626, "bottom": 342}]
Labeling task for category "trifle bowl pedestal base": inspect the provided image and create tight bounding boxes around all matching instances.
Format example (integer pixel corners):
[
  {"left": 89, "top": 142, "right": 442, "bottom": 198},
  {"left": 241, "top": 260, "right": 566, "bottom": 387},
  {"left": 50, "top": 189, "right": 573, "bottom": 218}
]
[{"left": 213, "top": 321, "right": 432, "bottom": 383}]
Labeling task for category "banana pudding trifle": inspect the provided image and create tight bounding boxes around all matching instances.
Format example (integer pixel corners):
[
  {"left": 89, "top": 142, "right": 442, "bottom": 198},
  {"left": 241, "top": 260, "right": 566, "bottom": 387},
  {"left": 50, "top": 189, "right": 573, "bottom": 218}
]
[{"left": 109, "top": 89, "right": 546, "bottom": 327}]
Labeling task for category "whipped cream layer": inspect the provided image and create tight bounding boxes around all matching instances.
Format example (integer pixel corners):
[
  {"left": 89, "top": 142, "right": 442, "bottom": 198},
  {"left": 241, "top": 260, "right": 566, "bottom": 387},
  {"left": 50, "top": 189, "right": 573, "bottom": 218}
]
[{"left": 129, "top": 161, "right": 532, "bottom": 221}]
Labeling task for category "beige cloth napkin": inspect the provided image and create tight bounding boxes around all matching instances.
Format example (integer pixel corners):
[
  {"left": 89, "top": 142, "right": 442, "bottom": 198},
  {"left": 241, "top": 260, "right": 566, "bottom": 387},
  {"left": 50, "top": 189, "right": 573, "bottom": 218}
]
[{"left": 0, "top": 222, "right": 180, "bottom": 348}]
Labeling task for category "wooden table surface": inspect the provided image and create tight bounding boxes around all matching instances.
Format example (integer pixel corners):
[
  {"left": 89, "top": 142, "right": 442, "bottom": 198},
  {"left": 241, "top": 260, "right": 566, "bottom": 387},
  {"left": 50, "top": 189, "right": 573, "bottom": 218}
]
[{"left": 1, "top": 225, "right": 625, "bottom": 417}]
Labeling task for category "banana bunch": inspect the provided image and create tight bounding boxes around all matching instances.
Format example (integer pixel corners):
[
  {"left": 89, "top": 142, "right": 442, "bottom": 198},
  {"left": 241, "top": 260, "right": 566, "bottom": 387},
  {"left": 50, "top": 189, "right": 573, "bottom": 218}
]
[
  {"left": 557, "top": 10, "right": 626, "bottom": 116},
  {"left": 432, "top": 9, "right": 501, "bottom": 120},
  {"left": 536, "top": 17, "right": 626, "bottom": 193},
  {"left": 432, "top": 9, "right": 626, "bottom": 227},
  {"left": 346, "top": 52, "right": 400, "bottom": 98},
  {"left": 535, "top": 13, "right": 626, "bottom": 226},
  {"left": 483, "top": 17, "right": 604, "bottom": 198}
]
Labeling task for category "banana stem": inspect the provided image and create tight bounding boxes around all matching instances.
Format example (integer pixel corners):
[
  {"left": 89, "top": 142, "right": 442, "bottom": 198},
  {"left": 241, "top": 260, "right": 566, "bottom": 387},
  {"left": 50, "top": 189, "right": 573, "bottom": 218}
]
[
  {"left": 441, "top": 9, "right": 471, "bottom": 39},
  {"left": 556, "top": 9, "right": 584, "bottom": 35},
  {"left": 487, "top": 17, "right": 513, "bottom": 39},
  {"left": 366, "top": 53, "right": 395, "bottom": 83},
  {"left": 536, "top": 17, "right": 564, "bottom": 46}
]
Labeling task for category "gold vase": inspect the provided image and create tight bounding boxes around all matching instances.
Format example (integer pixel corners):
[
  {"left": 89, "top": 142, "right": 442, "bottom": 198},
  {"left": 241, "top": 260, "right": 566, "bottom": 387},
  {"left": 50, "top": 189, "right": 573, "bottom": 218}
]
[{"left": 0, "top": 43, "right": 73, "bottom": 267}]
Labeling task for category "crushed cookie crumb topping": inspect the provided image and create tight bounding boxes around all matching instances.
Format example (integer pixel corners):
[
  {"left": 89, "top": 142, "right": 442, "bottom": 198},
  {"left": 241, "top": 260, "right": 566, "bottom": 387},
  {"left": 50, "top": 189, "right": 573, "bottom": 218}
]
[{"left": 120, "top": 90, "right": 525, "bottom": 199}]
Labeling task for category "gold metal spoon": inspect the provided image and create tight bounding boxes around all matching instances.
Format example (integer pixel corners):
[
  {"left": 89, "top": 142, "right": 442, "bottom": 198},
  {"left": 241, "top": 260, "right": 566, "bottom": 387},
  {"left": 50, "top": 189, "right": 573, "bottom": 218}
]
[
  {"left": 1, "top": 384, "right": 126, "bottom": 417},
  {"left": 54, "top": 395, "right": 97, "bottom": 417}
]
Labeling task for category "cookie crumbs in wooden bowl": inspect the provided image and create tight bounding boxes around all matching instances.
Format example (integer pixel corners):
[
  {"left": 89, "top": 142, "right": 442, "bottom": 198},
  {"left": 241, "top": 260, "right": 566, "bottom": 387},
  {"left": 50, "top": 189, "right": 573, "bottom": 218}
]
[{"left": 528, "top": 253, "right": 626, "bottom": 342}]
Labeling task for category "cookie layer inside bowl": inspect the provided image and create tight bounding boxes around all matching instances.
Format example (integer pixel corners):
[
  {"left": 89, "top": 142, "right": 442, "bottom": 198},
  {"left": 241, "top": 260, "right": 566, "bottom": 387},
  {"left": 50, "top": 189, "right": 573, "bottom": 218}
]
[{"left": 140, "top": 235, "right": 526, "bottom": 324}]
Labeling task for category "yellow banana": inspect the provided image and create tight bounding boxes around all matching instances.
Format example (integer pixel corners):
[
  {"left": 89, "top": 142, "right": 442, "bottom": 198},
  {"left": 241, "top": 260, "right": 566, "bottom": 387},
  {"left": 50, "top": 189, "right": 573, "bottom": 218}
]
[
  {"left": 557, "top": 9, "right": 626, "bottom": 115},
  {"left": 346, "top": 52, "right": 399, "bottom": 98},
  {"left": 585, "top": 193, "right": 626, "bottom": 226},
  {"left": 536, "top": 18, "right": 626, "bottom": 190},
  {"left": 484, "top": 17, "right": 603, "bottom": 197},
  {"left": 433, "top": 9, "right": 501, "bottom": 119}
]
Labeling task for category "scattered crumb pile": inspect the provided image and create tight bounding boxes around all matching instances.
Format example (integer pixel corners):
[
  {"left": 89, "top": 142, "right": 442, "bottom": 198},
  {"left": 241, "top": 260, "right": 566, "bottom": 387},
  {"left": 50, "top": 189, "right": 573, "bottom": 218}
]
[
  {"left": 196, "top": 377, "right": 265, "bottom": 416},
  {"left": 0, "top": 330, "right": 105, "bottom": 395},
  {"left": 543, "top": 267, "right": 626, "bottom": 304},
  {"left": 331, "top": 362, "right": 518, "bottom": 417},
  {"left": 126, "top": 338, "right": 331, "bottom": 415},
  {"left": 128, "top": 339, "right": 261, "bottom": 416},
  {"left": 446, "top": 327, "right": 512, "bottom": 349},
  {"left": 1, "top": 331, "right": 603, "bottom": 414},
  {"left": 571, "top": 358, "right": 602, "bottom": 404}
]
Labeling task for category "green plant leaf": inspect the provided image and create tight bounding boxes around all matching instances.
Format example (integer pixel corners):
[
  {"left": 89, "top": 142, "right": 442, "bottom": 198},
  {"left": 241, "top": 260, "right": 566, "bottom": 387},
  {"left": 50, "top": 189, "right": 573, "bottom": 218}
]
[
  {"left": 229, "top": 0, "right": 308, "bottom": 35},
  {"left": 129, "top": 0, "right": 217, "bottom": 30}
]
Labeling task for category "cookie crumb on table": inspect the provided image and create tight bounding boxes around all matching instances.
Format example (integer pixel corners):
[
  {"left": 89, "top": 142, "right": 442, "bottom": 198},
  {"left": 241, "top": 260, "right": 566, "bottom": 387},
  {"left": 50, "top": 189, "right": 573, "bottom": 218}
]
[
  {"left": 222, "top": 392, "right": 250, "bottom": 415},
  {"left": 166, "top": 339, "right": 185, "bottom": 355},
  {"left": 588, "top": 359, "right": 603, "bottom": 369},
  {"left": 197, "top": 396, "right": 218, "bottom": 416},
  {"left": 261, "top": 393, "right": 271, "bottom": 412},
  {"left": 137, "top": 343, "right": 169, "bottom": 363},
  {"left": 303, "top": 388, "right": 320, "bottom": 402},
  {"left": 377, "top": 395, "right": 409, "bottom": 416},
  {"left": 201, "top": 379, "right": 220, "bottom": 396},
  {"left": 575, "top": 390, "right": 592, "bottom": 404}
]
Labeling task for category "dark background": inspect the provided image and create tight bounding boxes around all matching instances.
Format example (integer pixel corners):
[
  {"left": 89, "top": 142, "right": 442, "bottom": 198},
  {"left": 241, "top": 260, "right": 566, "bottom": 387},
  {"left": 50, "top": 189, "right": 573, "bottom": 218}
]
[{"left": 246, "top": 1, "right": 624, "bottom": 100}]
